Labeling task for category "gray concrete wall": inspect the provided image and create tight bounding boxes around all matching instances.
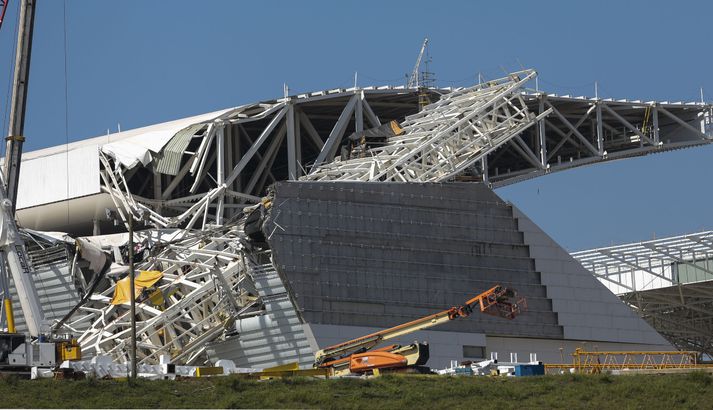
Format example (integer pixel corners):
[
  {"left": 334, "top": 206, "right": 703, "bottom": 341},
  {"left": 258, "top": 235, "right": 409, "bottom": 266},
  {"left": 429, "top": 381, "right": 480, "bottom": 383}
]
[
  {"left": 512, "top": 206, "right": 671, "bottom": 346},
  {"left": 266, "top": 181, "right": 562, "bottom": 339},
  {"left": 214, "top": 181, "right": 674, "bottom": 370}
]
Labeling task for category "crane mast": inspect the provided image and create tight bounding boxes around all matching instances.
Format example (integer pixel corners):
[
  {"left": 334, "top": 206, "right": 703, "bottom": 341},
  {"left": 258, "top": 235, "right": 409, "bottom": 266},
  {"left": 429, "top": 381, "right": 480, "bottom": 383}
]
[
  {"left": 0, "top": 0, "right": 44, "bottom": 337},
  {"left": 5, "top": 0, "right": 34, "bottom": 213},
  {"left": 407, "top": 38, "right": 429, "bottom": 89}
]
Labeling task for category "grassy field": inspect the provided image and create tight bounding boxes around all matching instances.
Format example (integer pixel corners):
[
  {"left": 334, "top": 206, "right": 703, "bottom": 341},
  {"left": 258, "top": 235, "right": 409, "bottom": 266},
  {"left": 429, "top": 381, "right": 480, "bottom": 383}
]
[{"left": 1, "top": 372, "right": 713, "bottom": 409}]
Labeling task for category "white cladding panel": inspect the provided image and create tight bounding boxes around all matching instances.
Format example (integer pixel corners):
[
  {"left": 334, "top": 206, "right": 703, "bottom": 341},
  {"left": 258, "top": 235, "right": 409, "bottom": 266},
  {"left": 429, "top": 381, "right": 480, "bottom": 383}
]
[{"left": 16, "top": 145, "right": 100, "bottom": 209}]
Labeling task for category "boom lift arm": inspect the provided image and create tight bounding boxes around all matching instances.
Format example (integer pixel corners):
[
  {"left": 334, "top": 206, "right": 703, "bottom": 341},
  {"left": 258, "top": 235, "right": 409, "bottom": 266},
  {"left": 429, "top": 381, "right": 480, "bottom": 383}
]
[{"left": 314, "top": 285, "right": 526, "bottom": 374}]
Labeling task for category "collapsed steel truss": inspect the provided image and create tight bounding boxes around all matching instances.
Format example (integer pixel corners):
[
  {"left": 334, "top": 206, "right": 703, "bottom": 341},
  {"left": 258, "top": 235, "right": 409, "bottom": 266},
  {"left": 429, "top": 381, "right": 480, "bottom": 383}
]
[
  {"left": 303, "top": 70, "right": 550, "bottom": 182},
  {"left": 23, "top": 69, "right": 712, "bottom": 365},
  {"left": 573, "top": 231, "right": 713, "bottom": 357},
  {"left": 89, "top": 68, "right": 711, "bottom": 235},
  {"left": 72, "top": 225, "right": 266, "bottom": 365}
]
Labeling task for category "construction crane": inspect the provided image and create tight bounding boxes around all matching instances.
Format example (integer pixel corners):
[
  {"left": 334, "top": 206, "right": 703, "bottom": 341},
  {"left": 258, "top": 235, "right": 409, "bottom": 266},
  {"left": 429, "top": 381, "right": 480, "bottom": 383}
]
[
  {"left": 407, "top": 38, "right": 429, "bottom": 89},
  {"left": 0, "top": 0, "right": 78, "bottom": 374},
  {"left": 5, "top": 0, "right": 34, "bottom": 213},
  {"left": 314, "top": 285, "right": 526, "bottom": 376},
  {"left": 1, "top": 0, "right": 36, "bottom": 334}
]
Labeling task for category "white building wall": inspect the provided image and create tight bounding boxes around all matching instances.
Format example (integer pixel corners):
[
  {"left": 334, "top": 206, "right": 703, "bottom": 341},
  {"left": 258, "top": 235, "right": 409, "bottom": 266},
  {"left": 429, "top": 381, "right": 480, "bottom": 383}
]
[{"left": 16, "top": 145, "right": 100, "bottom": 209}]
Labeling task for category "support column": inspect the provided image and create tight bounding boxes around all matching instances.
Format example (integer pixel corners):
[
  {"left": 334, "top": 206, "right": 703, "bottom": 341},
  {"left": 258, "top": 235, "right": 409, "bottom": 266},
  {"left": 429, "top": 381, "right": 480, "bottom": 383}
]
[
  {"left": 652, "top": 104, "right": 660, "bottom": 145},
  {"left": 355, "top": 91, "right": 364, "bottom": 133},
  {"left": 596, "top": 102, "right": 604, "bottom": 155},
  {"left": 225, "top": 124, "right": 234, "bottom": 218},
  {"left": 216, "top": 123, "right": 225, "bottom": 225},
  {"left": 286, "top": 103, "right": 297, "bottom": 180},
  {"left": 295, "top": 111, "right": 302, "bottom": 177},
  {"left": 537, "top": 96, "right": 547, "bottom": 167},
  {"left": 152, "top": 164, "right": 162, "bottom": 213}
]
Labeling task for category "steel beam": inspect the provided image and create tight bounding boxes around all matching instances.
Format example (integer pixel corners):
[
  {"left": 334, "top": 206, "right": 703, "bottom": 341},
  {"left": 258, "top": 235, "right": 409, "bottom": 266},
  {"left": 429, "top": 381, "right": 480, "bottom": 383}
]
[{"left": 310, "top": 94, "right": 358, "bottom": 171}]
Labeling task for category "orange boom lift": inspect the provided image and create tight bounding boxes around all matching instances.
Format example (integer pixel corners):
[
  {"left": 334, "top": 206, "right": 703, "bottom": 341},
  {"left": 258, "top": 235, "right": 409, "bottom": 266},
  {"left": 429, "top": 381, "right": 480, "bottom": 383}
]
[{"left": 314, "top": 285, "right": 526, "bottom": 376}]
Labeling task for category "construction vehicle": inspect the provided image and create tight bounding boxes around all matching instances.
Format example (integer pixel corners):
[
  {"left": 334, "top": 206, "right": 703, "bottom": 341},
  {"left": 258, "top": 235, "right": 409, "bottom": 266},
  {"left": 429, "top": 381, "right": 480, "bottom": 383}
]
[{"left": 314, "top": 285, "right": 526, "bottom": 376}]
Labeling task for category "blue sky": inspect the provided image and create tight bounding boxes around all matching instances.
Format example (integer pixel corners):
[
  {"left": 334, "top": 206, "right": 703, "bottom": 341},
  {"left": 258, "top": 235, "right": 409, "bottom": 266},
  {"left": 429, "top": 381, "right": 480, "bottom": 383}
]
[{"left": 0, "top": 0, "right": 711, "bottom": 250}]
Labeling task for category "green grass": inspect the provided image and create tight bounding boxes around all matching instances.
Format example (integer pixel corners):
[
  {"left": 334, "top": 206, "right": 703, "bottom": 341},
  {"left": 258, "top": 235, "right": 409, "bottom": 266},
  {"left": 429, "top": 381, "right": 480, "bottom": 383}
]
[{"left": 1, "top": 372, "right": 713, "bottom": 409}]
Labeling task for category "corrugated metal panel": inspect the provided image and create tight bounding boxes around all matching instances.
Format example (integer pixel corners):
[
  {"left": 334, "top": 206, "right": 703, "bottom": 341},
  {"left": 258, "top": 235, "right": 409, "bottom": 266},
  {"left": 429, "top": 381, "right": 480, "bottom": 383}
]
[
  {"left": 206, "top": 263, "right": 316, "bottom": 369},
  {"left": 154, "top": 124, "right": 206, "bottom": 175}
]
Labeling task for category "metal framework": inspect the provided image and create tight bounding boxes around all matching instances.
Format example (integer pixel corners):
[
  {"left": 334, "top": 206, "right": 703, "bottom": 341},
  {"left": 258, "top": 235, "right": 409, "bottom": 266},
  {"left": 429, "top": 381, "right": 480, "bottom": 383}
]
[
  {"left": 88, "top": 69, "right": 712, "bottom": 235},
  {"left": 303, "top": 70, "right": 549, "bottom": 182},
  {"left": 545, "top": 349, "right": 703, "bottom": 374},
  {"left": 573, "top": 231, "right": 713, "bottom": 356},
  {"left": 488, "top": 92, "right": 713, "bottom": 187},
  {"left": 16, "top": 69, "right": 712, "bottom": 365},
  {"left": 72, "top": 225, "right": 267, "bottom": 365}
]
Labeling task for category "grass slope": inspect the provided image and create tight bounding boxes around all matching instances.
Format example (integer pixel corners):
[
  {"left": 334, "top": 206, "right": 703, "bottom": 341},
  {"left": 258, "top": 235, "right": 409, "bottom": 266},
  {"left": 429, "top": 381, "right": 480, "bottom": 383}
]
[{"left": 1, "top": 373, "right": 713, "bottom": 409}]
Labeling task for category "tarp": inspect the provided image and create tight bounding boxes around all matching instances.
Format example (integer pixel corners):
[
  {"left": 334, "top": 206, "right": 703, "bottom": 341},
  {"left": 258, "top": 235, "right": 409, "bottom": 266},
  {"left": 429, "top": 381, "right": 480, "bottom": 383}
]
[
  {"left": 76, "top": 237, "right": 108, "bottom": 274},
  {"left": 110, "top": 270, "right": 163, "bottom": 305}
]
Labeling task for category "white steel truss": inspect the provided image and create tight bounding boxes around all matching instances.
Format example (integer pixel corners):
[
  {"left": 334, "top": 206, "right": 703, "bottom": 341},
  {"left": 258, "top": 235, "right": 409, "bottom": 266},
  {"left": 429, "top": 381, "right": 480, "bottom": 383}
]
[
  {"left": 71, "top": 225, "right": 266, "bottom": 365},
  {"left": 302, "top": 70, "right": 551, "bottom": 182},
  {"left": 79, "top": 70, "right": 711, "bottom": 236},
  {"left": 20, "top": 69, "right": 713, "bottom": 365},
  {"left": 573, "top": 231, "right": 713, "bottom": 356}
]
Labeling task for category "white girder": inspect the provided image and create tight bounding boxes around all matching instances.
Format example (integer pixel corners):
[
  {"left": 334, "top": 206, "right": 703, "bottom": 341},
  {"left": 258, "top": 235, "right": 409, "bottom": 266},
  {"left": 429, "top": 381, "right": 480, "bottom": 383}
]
[
  {"left": 73, "top": 225, "right": 265, "bottom": 365},
  {"left": 573, "top": 231, "right": 713, "bottom": 295},
  {"left": 573, "top": 231, "right": 713, "bottom": 356},
  {"left": 72, "top": 68, "right": 711, "bottom": 235},
  {"left": 302, "top": 69, "right": 549, "bottom": 183}
]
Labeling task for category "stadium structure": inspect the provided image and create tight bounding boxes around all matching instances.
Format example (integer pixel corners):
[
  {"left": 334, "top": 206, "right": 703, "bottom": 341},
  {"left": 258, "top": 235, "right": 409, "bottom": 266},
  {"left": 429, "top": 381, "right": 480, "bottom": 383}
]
[
  {"left": 575, "top": 231, "right": 713, "bottom": 358},
  {"left": 3, "top": 69, "right": 713, "bottom": 368}
]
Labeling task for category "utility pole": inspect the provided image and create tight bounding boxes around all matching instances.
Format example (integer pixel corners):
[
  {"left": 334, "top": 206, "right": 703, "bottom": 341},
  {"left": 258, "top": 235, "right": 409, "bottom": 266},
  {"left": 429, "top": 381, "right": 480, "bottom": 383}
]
[
  {"left": 5, "top": 0, "right": 36, "bottom": 214},
  {"left": 128, "top": 212, "right": 137, "bottom": 381}
]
